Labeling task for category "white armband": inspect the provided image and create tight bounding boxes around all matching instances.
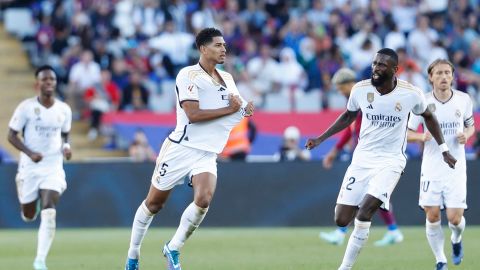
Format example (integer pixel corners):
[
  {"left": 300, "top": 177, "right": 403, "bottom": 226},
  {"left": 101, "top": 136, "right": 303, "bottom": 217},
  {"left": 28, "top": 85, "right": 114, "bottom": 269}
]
[
  {"left": 62, "top": 143, "right": 71, "bottom": 151},
  {"left": 439, "top": 143, "right": 449, "bottom": 153}
]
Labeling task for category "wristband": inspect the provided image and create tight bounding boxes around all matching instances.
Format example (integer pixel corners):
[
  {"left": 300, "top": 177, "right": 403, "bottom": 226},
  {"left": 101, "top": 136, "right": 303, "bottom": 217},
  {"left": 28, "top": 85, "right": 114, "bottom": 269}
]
[
  {"left": 439, "top": 143, "right": 449, "bottom": 153},
  {"left": 62, "top": 143, "right": 71, "bottom": 150}
]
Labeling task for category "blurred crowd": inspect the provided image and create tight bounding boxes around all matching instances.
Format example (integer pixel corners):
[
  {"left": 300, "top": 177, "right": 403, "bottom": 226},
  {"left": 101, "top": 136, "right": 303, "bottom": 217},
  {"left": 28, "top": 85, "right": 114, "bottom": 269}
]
[{"left": 3, "top": 0, "right": 480, "bottom": 141}]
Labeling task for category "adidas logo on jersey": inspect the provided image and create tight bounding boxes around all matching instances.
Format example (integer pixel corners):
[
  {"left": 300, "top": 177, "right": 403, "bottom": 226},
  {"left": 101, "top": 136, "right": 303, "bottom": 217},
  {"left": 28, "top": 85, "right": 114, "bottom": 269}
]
[
  {"left": 367, "top": 104, "right": 374, "bottom": 109},
  {"left": 184, "top": 136, "right": 189, "bottom": 141}
]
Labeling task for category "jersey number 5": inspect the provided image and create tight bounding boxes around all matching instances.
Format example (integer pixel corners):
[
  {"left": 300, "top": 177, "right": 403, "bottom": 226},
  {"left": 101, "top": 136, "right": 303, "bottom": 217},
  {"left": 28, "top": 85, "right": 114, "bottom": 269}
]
[{"left": 157, "top": 163, "right": 169, "bottom": 176}]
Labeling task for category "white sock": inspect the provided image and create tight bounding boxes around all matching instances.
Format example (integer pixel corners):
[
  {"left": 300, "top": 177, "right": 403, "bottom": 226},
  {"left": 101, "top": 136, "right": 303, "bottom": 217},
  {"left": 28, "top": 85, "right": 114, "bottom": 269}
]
[
  {"left": 168, "top": 202, "right": 208, "bottom": 251},
  {"left": 35, "top": 209, "right": 56, "bottom": 262},
  {"left": 338, "top": 219, "right": 371, "bottom": 270},
  {"left": 127, "top": 201, "right": 154, "bottom": 259},
  {"left": 449, "top": 216, "right": 465, "bottom": 244},
  {"left": 426, "top": 219, "right": 447, "bottom": 263}
]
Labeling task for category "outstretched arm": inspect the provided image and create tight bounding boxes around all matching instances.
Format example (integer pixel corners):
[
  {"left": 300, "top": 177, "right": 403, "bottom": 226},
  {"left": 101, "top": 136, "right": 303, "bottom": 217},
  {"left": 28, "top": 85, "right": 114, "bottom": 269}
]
[
  {"left": 306, "top": 110, "right": 358, "bottom": 150},
  {"left": 421, "top": 109, "right": 456, "bottom": 168}
]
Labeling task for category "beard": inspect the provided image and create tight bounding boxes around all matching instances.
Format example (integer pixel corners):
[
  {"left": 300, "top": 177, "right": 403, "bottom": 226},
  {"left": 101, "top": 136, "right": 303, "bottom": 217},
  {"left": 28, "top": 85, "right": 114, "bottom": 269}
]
[{"left": 371, "top": 73, "right": 390, "bottom": 87}]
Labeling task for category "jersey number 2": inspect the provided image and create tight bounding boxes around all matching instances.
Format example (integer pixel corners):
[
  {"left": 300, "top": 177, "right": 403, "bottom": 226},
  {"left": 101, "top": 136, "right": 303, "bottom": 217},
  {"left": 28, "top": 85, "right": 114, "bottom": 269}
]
[{"left": 346, "top": 177, "right": 356, "bottom": 190}]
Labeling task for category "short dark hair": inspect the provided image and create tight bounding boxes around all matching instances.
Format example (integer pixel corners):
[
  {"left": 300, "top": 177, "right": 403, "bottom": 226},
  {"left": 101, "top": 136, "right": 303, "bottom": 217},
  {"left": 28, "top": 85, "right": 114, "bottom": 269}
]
[
  {"left": 35, "top": 65, "right": 56, "bottom": 78},
  {"left": 195, "top": 28, "right": 223, "bottom": 49},
  {"left": 377, "top": 48, "right": 398, "bottom": 65}
]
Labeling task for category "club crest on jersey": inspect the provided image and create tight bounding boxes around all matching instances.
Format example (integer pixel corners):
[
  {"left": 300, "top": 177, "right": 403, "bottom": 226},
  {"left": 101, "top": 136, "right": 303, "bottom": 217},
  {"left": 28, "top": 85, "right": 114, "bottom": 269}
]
[
  {"left": 455, "top": 109, "right": 461, "bottom": 118},
  {"left": 367, "top": 92, "right": 374, "bottom": 103},
  {"left": 395, "top": 102, "right": 402, "bottom": 112},
  {"left": 34, "top": 107, "right": 41, "bottom": 120},
  {"left": 428, "top": 103, "right": 436, "bottom": 113}
]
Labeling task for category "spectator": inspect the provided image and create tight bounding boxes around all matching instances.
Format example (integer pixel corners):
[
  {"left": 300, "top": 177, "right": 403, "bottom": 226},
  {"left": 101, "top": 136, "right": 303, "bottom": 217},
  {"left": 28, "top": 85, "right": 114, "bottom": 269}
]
[
  {"left": 275, "top": 126, "right": 311, "bottom": 162},
  {"left": 128, "top": 129, "right": 156, "bottom": 162},
  {"left": 220, "top": 118, "right": 257, "bottom": 161},
  {"left": 120, "top": 71, "right": 149, "bottom": 111},
  {"left": 67, "top": 50, "right": 101, "bottom": 118}
]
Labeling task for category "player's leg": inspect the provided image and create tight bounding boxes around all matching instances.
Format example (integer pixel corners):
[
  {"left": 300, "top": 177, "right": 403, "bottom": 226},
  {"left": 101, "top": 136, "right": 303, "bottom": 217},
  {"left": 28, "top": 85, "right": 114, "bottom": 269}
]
[
  {"left": 16, "top": 173, "right": 41, "bottom": 221},
  {"left": 164, "top": 172, "right": 214, "bottom": 269},
  {"left": 447, "top": 208, "right": 465, "bottom": 265},
  {"left": 126, "top": 184, "right": 171, "bottom": 269},
  {"left": 338, "top": 195, "right": 381, "bottom": 270},
  {"left": 425, "top": 206, "right": 448, "bottom": 267},
  {"left": 374, "top": 206, "right": 403, "bottom": 246},
  {"left": 33, "top": 189, "right": 60, "bottom": 270}
]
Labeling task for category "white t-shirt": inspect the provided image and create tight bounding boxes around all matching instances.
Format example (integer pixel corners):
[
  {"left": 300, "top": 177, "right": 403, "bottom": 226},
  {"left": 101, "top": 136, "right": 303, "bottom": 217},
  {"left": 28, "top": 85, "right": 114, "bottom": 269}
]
[
  {"left": 168, "top": 64, "right": 246, "bottom": 154},
  {"left": 347, "top": 79, "right": 427, "bottom": 169},
  {"left": 9, "top": 97, "right": 72, "bottom": 174},
  {"left": 408, "top": 90, "right": 474, "bottom": 179}
]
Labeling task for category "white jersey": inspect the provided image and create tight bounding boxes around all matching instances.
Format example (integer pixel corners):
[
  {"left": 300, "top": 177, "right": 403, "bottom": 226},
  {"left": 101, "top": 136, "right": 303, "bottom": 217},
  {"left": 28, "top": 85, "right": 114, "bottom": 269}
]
[
  {"left": 168, "top": 63, "right": 246, "bottom": 154},
  {"left": 347, "top": 79, "right": 427, "bottom": 169},
  {"left": 9, "top": 97, "right": 72, "bottom": 174},
  {"left": 408, "top": 90, "right": 474, "bottom": 180}
]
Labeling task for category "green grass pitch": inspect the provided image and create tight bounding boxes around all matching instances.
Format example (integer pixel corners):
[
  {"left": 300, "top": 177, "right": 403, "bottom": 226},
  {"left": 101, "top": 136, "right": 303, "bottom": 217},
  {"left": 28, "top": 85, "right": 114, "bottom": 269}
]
[{"left": 1, "top": 226, "right": 479, "bottom": 269}]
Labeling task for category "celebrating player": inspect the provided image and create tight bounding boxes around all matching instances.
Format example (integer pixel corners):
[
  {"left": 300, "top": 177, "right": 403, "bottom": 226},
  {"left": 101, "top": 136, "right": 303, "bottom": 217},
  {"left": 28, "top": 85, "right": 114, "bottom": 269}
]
[
  {"left": 124, "top": 28, "right": 254, "bottom": 270},
  {"left": 408, "top": 59, "right": 474, "bottom": 270},
  {"left": 320, "top": 68, "right": 403, "bottom": 247},
  {"left": 8, "top": 65, "right": 72, "bottom": 270},
  {"left": 306, "top": 49, "right": 456, "bottom": 270}
]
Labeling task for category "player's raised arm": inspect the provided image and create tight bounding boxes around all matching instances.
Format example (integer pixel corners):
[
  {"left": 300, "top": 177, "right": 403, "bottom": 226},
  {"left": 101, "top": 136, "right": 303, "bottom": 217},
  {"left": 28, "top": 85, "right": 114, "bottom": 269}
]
[
  {"left": 7, "top": 128, "right": 42, "bottom": 162},
  {"left": 420, "top": 108, "right": 456, "bottom": 168},
  {"left": 305, "top": 110, "right": 358, "bottom": 150}
]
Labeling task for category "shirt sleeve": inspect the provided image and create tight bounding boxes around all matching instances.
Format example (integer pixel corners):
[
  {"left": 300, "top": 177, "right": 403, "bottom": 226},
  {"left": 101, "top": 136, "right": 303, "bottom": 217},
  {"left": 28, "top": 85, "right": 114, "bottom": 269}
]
[
  {"left": 407, "top": 112, "right": 423, "bottom": 130},
  {"left": 176, "top": 70, "right": 199, "bottom": 106},
  {"left": 346, "top": 87, "right": 360, "bottom": 112},
  {"left": 411, "top": 89, "right": 427, "bottom": 115},
  {"left": 8, "top": 101, "right": 27, "bottom": 132},
  {"left": 62, "top": 104, "right": 72, "bottom": 133},
  {"left": 464, "top": 95, "right": 474, "bottom": 127}
]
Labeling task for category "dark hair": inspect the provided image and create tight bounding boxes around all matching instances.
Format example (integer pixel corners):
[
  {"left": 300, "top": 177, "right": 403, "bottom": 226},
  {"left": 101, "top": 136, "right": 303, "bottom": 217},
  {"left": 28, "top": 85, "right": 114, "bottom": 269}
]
[
  {"left": 35, "top": 65, "right": 56, "bottom": 78},
  {"left": 195, "top": 28, "right": 223, "bottom": 49},
  {"left": 377, "top": 48, "right": 398, "bottom": 65}
]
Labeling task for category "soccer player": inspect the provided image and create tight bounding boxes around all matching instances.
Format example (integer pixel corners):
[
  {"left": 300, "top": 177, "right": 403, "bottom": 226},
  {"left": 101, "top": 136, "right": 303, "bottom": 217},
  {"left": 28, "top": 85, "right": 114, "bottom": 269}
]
[
  {"left": 8, "top": 65, "right": 72, "bottom": 270},
  {"left": 407, "top": 59, "right": 474, "bottom": 270},
  {"left": 305, "top": 48, "right": 456, "bottom": 270},
  {"left": 320, "top": 68, "right": 403, "bottom": 247},
  {"left": 124, "top": 28, "right": 254, "bottom": 270}
]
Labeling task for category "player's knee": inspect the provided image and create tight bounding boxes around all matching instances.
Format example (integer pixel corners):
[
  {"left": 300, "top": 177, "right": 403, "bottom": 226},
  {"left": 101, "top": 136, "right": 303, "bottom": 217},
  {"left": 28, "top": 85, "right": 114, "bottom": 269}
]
[
  {"left": 145, "top": 201, "right": 165, "bottom": 214},
  {"left": 335, "top": 216, "right": 351, "bottom": 227},
  {"left": 448, "top": 216, "right": 462, "bottom": 226},
  {"left": 194, "top": 195, "right": 212, "bottom": 209}
]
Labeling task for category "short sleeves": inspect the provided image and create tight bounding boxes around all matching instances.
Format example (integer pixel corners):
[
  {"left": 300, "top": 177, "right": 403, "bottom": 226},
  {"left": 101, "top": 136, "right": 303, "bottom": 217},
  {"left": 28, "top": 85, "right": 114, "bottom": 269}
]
[
  {"left": 176, "top": 70, "right": 199, "bottom": 105},
  {"left": 61, "top": 105, "right": 72, "bottom": 133},
  {"left": 346, "top": 87, "right": 360, "bottom": 112},
  {"left": 9, "top": 101, "right": 27, "bottom": 132},
  {"left": 411, "top": 89, "right": 427, "bottom": 115},
  {"left": 464, "top": 96, "right": 474, "bottom": 127},
  {"left": 407, "top": 113, "right": 423, "bottom": 131}
]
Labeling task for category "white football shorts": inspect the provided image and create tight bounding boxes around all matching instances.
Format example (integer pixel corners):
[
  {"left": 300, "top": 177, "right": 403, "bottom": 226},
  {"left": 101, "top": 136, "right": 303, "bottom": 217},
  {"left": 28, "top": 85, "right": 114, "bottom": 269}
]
[
  {"left": 336, "top": 164, "right": 403, "bottom": 210},
  {"left": 151, "top": 139, "right": 217, "bottom": 191},
  {"left": 15, "top": 169, "right": 67, "bottom": 204},
  {"left": 419, "top": 172, "right": 467, "bottom": 209}
]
